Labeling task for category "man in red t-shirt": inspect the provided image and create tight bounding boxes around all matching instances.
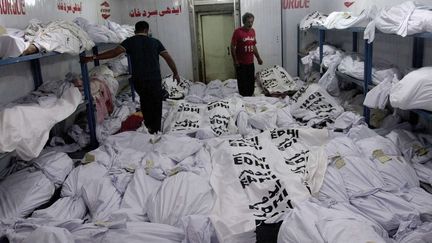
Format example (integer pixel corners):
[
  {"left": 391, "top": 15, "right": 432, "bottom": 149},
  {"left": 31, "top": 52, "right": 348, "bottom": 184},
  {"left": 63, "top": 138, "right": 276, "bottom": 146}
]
[{"left": 231, "top": 12, "right": 263, "bottom": 96}]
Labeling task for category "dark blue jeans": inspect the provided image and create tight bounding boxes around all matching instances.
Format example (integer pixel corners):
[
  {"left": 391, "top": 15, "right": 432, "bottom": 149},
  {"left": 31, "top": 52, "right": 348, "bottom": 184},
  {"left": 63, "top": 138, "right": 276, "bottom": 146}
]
[
  {"left": 236, "top": 63, "right": 255, "bottom": 97},
  {"left": 134, "top": 79, "right": 162, "bottom": 134}
]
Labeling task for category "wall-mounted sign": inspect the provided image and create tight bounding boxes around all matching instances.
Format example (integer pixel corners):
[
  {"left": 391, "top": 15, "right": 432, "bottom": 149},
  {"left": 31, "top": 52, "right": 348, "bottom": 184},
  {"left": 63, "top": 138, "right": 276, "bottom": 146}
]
[
  {"left": 0, "top": 0, "right": 26, "bottom": 15},
  {"left": 129, "top": 5, "right": 182, "bottom": 18},
  {"left": 282, "top": 0, "right": 310, "bottom": 10},
  {"left": 100, "top": 1, "right": 110, "bottom": 19},
  {"left": 57, "top": 1, "right": 82, "bottom": 14},
  {"left": 344, "top": 1, "right": 355, "bottom": 8}
]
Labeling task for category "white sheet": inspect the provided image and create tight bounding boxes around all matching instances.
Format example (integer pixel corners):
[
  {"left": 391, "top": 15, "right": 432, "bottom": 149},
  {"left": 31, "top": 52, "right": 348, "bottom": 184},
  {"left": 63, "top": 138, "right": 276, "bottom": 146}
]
[
  {"left": 210, "top": 131, "right": 317, "bottom": 242},
  {"left": 0, "top": 168, "right": 55, "bottom": 218},
  {"left": 390, "top": 67, "right": 432, "bottom": 112},
  {"left": 290, "top": 84, "right": 344, "bottom": 128},
  {"left": 256, "top": 65, "right": 299, "bottom": 95},
  {"left": 31, "top": 20, "right": 94, "bottom": 54},
  {"left": 147, "top": 172, "right": 215, "bottom": 228},
  {"left": 0, "top": 34, "right": 29, "bottom": 58},
  {"left": 365, "top": 1, "right": 432, "bottom": 42},
  {"left": 0, "top": 86, "right": 82, "bottom": 160}
]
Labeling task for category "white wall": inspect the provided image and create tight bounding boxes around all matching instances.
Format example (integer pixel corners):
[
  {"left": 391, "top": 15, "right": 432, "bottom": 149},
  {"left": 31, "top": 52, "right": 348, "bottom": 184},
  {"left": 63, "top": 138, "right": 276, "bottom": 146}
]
[
  {"left": 0, "top": 0, "right": 123, "bottom": 105},
  {"left": 120, "top": 0, "right": 194, "bottom": 80},
  {"left": 0, "top": 0, "right": 122, "bottom": 28}
]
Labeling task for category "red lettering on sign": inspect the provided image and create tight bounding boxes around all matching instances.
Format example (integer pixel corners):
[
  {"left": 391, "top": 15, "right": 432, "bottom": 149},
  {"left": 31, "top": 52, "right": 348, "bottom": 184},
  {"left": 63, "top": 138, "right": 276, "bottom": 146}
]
[
  {"left": 344, "top": 1, "right": 354, "bottom": 8},
  {"left": 0, "top": 0, "right": 26, "bottom": 15},
  {"left": 282, "top": 0, "right": 310, "bottom": 10}
]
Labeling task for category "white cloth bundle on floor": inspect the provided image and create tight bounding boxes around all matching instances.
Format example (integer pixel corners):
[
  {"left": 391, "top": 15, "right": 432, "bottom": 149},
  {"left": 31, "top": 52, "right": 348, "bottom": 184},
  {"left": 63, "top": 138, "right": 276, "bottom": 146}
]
[
  {"left": 32, "top": 197, "right": 86, "bottom": 220},
  {"left": 0, "top": 86, "right": 82, "bottom": 160},
  {"left": 147, "top": 172, "right": 215, "bottom": 228},
  {"left": 203, "top": 80, "right": 224, "bottom": 101},
  {"left": 0, "top": 218, "right": 84, "bottom": 243},
  {"left": 163, "top": 98, "right": 243, "bottom": 138},
  {"left": 365, "top": 1, "right": 432, "bottom": 42},
  {"left": 241, "top": 98, "right": 281, "bottom": 131},
  {"left": 73, "top": 17, "right": 120, "bottom": 43},
  {"left": 332, "top": 111, "right": 364, "bottom": 132},
  {"left": 0, "top": 152, "right": 73, "bottom": 219},
  {"left": 181, "top": 215, "right": 218, "bottom": 243},
  {"left": 355, "top": 135, "right": 419, "bottom": 189},
  {"left": 325, "top": 136, "right": 423, "bottom": 236},
  {"left": 386, "top": 129, "right": 432, "bottom": 185},
  {"left": 32, "top": 151, "right": 74, "bottom": 187},
  {"left": 210, "top": 131, "right": 320, "bottom": 242},
  {"left": 269, "top": 128, "right": 329, "bottom": 195},
  {"left": 112, "top": 167, "right": 162, "bottom": 222},
  {"left": 184, "top": 79, "right": 241, "bottom": 104},
  {"left": 82, "top": 176, "right": 122, "bottom": 222},
  {"left": 0, "top": 168, "right": 54, "bottom": 219},
  {"left": 97, "top": 222, "right": 185, "bottom": 243},
  {"left": 290, "top": 84, "right": 344, "bottom": 128},
  {"left": 104, "top": 131, "right": 154, "bottom": 152},
  {"left": 33, "top": 162, "right": 107, "bottom": 220},
  {"left": 96, "top": 104, "right": 133, "bottom": 142},
  {"left": 395, "top": 222, "right": 432, "bottom": 243},
  {"left": 22, "top": 226, "right": 74, "bottom": 243},
  {"left": 153, "top": 135, "right": 203, "bottom": 162},
  {"left": 31, "top": 20, "right": 94, "bottom": 54},
  {"left": 162, "top": 75, "right": 191, "bottom": 100},
  {"left": 222, "top": 79, "right": 239, "bottom": 98},
  {"left": 256, "top": 65, "right": 299, "bottom": 95},
  {"left": 390, "top": 67, "right": 432, "bottom": 112},
  {"left": 277, "top": 199, "right": 389, "bottom": 243},
  {"left": 185, "top": 82, "right": 207, "bottom": 103},
  {"left": 142, "top": 151, "right": 176, "bottom": 181}
]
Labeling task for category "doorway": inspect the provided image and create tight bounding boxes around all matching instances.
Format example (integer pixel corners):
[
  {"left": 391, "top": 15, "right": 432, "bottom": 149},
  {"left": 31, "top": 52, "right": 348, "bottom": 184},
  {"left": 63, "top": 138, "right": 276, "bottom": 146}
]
[
  {"left": 191, "top": 3, "right": 237, "bottom": 83},
  {"left": 198, "top": 13, "right": 235, "bottom": 82}
]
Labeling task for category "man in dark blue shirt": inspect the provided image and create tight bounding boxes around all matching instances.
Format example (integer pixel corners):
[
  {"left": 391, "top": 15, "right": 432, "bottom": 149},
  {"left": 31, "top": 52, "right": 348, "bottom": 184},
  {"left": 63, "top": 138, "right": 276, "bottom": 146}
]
[{"left": 82, "top": 21, "right": 180, "bottom": 134}]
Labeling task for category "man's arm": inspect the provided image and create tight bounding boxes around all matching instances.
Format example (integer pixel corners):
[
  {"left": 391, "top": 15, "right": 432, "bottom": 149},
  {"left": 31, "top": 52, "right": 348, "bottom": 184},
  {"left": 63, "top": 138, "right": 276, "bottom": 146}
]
[
  {"left": 253, "top": 46, "right": 263, "bottom": 65},
  {"left": 231, "top": 43, "right": 238, "bottom": 67},
  {"left": 80, "top": 46, "right": 125, "bottom": 63},
  {"left": 160, "top": 51, "right": 180, "bottom": 83}
]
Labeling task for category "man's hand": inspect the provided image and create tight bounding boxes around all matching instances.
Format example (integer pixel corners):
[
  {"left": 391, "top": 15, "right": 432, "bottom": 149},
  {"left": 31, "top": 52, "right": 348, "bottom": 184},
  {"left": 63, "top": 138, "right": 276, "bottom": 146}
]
[
  {"left": 234, "top": 60, "right": 240, "bottom": 68},
  {"left": 173, "top": 73, "right": 181, "bottom": 84},
  {"left": 257, "top": 58, "right": 263, "bottom": 65},
  {"left": 80, "top": 56, "right": 94, "bottom": 64}
]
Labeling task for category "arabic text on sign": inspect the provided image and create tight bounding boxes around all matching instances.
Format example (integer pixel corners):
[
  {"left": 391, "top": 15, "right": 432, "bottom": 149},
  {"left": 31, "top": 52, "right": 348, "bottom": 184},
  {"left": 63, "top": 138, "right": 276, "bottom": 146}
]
[
  {"left": 57, "top": 1, "right": 82, "bottom": 14},
  {"left": 129, "top": 5, "right": 182, "bottom": 18}
]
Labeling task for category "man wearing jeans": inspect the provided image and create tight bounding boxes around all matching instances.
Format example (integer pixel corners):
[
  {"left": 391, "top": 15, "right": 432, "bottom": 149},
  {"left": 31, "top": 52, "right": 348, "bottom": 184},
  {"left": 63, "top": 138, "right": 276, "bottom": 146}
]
[
  {"left": 81, "top": 21, "right": 179, "bottom": 134},
  {"left": 231, "top": 12, "right": 263, "bottom": 96}
]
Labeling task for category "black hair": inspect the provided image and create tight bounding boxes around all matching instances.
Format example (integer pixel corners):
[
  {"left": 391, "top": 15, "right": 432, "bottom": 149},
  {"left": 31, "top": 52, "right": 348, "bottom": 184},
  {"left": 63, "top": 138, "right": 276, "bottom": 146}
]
[
  {"left": 242, "top": 12, "right": 254, "bottom": 24},
  {"left": 135, "top": 21, "right": 149, "bottom": 33}
]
